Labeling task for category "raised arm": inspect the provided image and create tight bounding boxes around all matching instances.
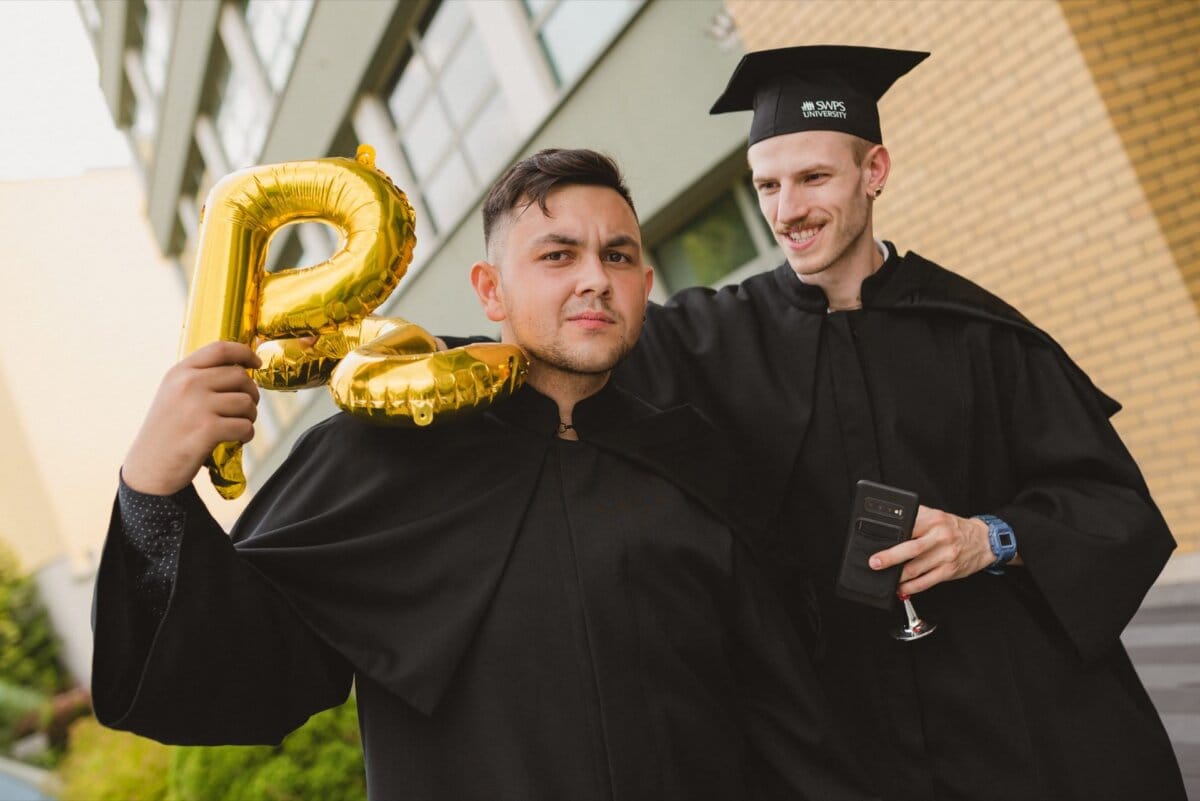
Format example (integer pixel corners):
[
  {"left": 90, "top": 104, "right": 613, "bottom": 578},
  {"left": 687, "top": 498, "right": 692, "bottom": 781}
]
[{"left": 93, "top": 342, "right": 353, "bottom": 745}]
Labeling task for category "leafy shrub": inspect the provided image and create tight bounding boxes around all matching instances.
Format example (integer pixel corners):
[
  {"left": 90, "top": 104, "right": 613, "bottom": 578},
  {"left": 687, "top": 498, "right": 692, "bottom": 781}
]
[
  {"left": 57, "top": 716, "right": 171, "bottom": 801},
  {"left": 56, "top": 700, "right": 365, "bottom": 801},
  {"left": 168, "top": 700, "right": 365, "bottom": 801},
  {"left": 0, "top": 542, "right": 71, "bottom": 697},
  {"left": 0, "top": 679, "right": 45, "bottom": 751}
]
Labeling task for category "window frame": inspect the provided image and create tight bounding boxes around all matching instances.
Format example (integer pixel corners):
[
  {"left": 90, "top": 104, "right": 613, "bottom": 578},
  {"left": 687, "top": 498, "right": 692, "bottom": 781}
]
[{"left": 648, "top": 171, "right": 783, "bottom": 296}]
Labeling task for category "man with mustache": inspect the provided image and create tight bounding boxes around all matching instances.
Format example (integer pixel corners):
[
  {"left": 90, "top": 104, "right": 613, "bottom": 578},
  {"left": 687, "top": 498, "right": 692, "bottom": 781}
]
[
  {"left": 93, "top": 149, "right": 871, "bottom": 800},
  {"left": 608, "top": 45, "right": 1185, "bottom": 800}
]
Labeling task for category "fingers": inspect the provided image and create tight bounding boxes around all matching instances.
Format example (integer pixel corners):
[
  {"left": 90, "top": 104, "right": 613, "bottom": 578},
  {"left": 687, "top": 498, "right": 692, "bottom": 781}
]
[
  {"left": 121, "top": 342, "right": 264, "bottom": 496},
  {"left": 872, "top": 505, "right": 946, "bottom": 570},
  {"left": 210, "top": 390, "right": 259, "bottom": 423},
  {"left": 184, "top": 340, "right": 262, "bottom": 370},
  {"left": 913, "top": 504, "right": 940, "bottom": 533},
  {"left": 872, "top": 505, "right": 948, "bottom": 581},
  {"left": 201, "top": 414, "right": 256, "bottom": 446},
  {"left": 898, "top": 565, "right": 954, "bottom": 597},
  {"left": 873, "top": 507, "right": 993, "bottom": 595},
  {"left": 197, "top": 364, "right": 261, "bottom": 404},
  {"left": 869, "top": 536, "right": 941, "bottom": 597},
  {"left": 869, "top": 537, "right": 927, "bottom": 571}
]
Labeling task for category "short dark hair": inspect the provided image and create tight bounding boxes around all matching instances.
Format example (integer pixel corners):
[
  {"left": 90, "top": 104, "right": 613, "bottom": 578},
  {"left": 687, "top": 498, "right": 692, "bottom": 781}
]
[
  {"left": 849, "top": 135, "right": 874, "bottom": 165},
  {"left": 482, "top": 148, "right": 636, "bottom": 250}
]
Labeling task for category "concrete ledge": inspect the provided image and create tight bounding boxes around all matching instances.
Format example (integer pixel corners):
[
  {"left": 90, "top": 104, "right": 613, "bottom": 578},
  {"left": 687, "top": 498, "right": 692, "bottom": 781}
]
[
  {"left": 1144, "top": 551, "right": 1200, "bottom": 608},
  {"left": 1144, "top": 580, "right": 1200, "bottom": 609},
  {"left": 1158, "top": 550, "right": 1200, "bottom": 584}
]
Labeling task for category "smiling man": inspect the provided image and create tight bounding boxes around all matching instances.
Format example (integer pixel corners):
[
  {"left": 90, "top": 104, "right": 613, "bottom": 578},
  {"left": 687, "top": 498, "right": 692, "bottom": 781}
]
[
  {"left": 612, "top": 45, "right": 1185, "bottom": 801},
  {"left": 92, "top": 149, "right": 871, "bottom": 801}
]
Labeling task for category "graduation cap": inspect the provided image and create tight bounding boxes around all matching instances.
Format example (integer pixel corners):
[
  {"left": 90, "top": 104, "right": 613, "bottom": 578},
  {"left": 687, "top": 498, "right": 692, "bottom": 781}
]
[{"left": 710, "top": 45, "right": 930, "bottom": 146}]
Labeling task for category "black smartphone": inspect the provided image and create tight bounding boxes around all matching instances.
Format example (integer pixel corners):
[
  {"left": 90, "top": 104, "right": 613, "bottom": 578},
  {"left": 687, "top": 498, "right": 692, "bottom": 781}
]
[{"left": 835, "top": 480, "right": 919, "bottom": 610}]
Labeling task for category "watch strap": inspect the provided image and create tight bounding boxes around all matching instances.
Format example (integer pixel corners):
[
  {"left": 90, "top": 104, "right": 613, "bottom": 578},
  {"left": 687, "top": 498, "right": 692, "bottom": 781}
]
[{"left": 976, "top": 514, "right": 1017, "bottom": 575}]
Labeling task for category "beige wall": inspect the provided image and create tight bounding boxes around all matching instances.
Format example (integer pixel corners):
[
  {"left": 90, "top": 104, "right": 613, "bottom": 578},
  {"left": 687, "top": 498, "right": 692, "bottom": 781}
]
[
  {"left": 0, "top": 167, "right": 249, "bottom": 575},
  {"left": 727, "top": 0, "right": 1200, "bottom": 554},
  {"left": 0, "top": 362, "right": 66, "bottom": 572}
]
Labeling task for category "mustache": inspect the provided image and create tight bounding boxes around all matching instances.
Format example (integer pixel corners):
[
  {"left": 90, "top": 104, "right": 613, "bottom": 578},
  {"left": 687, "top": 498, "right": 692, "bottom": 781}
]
[
  {"left": 563, "top": 302, "right": 619, "bottom": 322},
  {"left": 775, "top": 220, "right": 826, "bottom": 235}
]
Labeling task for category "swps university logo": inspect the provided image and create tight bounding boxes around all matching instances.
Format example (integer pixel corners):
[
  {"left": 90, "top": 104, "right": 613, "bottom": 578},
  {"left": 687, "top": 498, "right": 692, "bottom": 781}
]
[{"left": 801, "top": 100, "right": 847, "bottom": 120}]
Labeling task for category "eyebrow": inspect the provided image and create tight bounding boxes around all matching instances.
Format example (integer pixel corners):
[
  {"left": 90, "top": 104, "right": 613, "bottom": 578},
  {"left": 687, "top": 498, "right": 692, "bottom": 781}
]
[
  {"left": 529, "top": 233, "right": 640, "bottom": 249},
  {"left": 531, "top": 233, "right": 582, "bottom": 247},
  {"left": 754, "top": 162, "right": 838, "bottom": 181},
  {"left": 605, "top": 234, "right": 639, "bottom": 250}
]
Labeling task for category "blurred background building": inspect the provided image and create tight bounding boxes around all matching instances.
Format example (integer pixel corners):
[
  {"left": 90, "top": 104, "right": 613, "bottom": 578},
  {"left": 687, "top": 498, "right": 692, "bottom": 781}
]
[{"left": 8, "top": 0, "right": 1196, "bottom": 684}]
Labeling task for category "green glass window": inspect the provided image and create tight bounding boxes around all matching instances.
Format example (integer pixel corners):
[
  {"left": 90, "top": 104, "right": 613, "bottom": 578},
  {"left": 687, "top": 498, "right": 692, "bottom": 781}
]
[{"left": 653, "top": 190, "right": 758, "bottom": 292}]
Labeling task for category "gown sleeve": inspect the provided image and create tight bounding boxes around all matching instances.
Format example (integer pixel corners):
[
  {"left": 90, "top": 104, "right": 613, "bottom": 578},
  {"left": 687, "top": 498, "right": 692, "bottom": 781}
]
[
  {"left": 728, "top": 541, "right": 877, "bottom": 801},
  {"left": 990, "top": 335, "right": 1175, "bottom": 663},
  {"left": 617, "top": 296, "right": 723, "bottom": 411},
  {"left": 91, "top": 483, "right": 354, "bottom": 746}
]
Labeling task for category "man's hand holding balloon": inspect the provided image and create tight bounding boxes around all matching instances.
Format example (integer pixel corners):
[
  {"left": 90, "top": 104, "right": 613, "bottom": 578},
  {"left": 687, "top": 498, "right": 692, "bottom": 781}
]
[{"left": 122, "top": 342, "right": 261, "bottom": 497}]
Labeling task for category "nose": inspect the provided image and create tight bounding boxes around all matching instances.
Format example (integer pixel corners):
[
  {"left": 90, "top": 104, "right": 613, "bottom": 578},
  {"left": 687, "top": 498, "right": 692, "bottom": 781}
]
[
  {"left": 575, "top": 252, "right": 613, "bottom": 297},
  {"left": 776, "top": 181, "right": 810, "bottom": 227}
]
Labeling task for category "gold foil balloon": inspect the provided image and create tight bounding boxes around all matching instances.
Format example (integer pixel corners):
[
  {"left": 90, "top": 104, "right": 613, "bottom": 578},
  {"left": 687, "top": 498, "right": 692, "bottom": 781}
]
[
  {"left": 182, "top": 144, "right": 530, "bottom": 498},
  {"left": 330, "top": 342, "right": 529, "bottom": 427},
  {"left": 253, "top": 315, "right": 438, "bottom": 391},
  {"left": 260, "top": 314, "right": 529, "bottom": 427},
  {"left": 181, "top": 145, "right": 417, "bottom": 498}
]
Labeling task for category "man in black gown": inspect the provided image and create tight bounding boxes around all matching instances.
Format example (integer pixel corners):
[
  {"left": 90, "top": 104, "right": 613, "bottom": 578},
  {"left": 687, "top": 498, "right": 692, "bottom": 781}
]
[
  {"left": 92, "top": 150, "right": 871, "bottom": 800},
  {"left": 611, "top": 45, "right": 1185, "bottom": 800}
]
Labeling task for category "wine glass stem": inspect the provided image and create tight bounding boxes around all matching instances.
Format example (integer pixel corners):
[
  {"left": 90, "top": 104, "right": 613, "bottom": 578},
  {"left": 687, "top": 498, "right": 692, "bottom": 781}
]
[{"left": 903, "top": 598, "right": 921, "bottom": 628}]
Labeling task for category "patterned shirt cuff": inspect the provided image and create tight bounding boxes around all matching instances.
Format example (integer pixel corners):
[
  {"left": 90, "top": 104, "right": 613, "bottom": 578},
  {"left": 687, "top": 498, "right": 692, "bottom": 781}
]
[{"left": 117, "top": 474, "right": 188, "bottom": 618}]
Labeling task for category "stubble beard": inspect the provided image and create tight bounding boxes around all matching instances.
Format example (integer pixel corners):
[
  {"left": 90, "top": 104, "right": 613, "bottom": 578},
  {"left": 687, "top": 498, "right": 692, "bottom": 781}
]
[
  {"left": 523, "top": 334, "right": 633, "bottom": 379},
  {"left": 786, "top": 195, "right": 873, "bottom": 280}
]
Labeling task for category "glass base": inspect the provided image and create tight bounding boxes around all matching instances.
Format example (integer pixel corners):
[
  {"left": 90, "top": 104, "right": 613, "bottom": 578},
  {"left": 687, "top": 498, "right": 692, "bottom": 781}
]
[
  {"left": 891, "top": 618, "right": 937, "bottom": 641},
  {"left": 891, "top": 596, "right": 938, "bottom": 642}
]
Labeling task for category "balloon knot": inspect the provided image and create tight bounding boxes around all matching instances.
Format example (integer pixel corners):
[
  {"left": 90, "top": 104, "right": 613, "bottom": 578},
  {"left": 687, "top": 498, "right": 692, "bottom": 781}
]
[{"left": 355, "top": 143, "right": 377, "bottom": 169}]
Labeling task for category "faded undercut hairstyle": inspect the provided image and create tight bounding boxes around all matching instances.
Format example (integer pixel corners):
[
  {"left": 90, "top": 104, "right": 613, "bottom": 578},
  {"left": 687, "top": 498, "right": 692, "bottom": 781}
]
[
  {"left": 849, "top": 135, "right": 875, "bottom": 166},
  {"left": 482, "top": 148, "right": 637, "bottom": 257}
]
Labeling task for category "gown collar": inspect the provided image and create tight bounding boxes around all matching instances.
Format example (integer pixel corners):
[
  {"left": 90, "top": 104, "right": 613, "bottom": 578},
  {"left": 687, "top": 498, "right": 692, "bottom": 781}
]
[
  {"left": 488, "top": 379, "right": 650, "bottom": 439},
  {"left": 488, "top": 372, "right": 742, "bottom": 536}
]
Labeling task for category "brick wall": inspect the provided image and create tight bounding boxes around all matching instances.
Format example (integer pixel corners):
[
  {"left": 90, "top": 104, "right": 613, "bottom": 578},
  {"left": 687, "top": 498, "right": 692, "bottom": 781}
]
[
  {"left": 726, "top": 0, "right": 1200, "bottom": 553},
  {"left": 1062, "top": 0, "right": 1200, "bottom": 319}
]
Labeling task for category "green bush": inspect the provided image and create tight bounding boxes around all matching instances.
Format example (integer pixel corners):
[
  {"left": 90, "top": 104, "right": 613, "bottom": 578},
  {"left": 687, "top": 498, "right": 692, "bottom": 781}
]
[
  {"left": 169, "top": 700, "right": 365, "bottom": 801},
  {"left": 56, "top": 700, "right": 365, "bottom": 801},
  {"left": 0, "top": 542, "right": 71, "bottom": 697},
  {"left": 0, "top": 679, "right": 45, "bottom": 751},
  {"left": 57, "top": 716, "right": 171, "bottom": 801}
]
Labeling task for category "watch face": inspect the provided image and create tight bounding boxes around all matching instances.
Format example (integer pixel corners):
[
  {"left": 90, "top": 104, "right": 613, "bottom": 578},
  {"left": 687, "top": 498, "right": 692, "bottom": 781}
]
[{"left": 998, "top": 531, "right": 1014, "bottom": 548}]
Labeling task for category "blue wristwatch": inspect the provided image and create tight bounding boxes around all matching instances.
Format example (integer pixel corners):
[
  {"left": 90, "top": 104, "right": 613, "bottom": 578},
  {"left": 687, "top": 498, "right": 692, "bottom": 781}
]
[{"left": 975, "top": 514, "right": 1017, "bottom": 575}]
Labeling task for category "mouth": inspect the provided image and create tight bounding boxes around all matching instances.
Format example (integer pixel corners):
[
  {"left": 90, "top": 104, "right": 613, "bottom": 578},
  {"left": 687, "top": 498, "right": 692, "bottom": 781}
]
[
  {"left": 567, "top": 310, "right": 616, "bottom": 330},
  {"left": 780, "top": 224, "right": 822, "bottom": 252}
]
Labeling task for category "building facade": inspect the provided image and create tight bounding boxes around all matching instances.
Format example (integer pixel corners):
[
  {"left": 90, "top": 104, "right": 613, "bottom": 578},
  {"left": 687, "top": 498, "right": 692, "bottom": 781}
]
[{"left": 81, "top": 0, "right": 1198, "bottom": 566}]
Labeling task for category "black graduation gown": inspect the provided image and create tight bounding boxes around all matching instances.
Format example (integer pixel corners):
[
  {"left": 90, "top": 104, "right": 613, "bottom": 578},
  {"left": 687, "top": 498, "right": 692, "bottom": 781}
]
[
  {"left": 612, "top": 246, "right": 1185, "bottom": 801},
  {"left": 92, "top": 383, "right": 872, "bottom": 801}
]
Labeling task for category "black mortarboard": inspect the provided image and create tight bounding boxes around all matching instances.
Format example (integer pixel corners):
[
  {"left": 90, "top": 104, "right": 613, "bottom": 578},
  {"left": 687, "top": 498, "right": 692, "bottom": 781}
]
[{"left": 710, "top": 45, "right": 930, "bottom": 145}]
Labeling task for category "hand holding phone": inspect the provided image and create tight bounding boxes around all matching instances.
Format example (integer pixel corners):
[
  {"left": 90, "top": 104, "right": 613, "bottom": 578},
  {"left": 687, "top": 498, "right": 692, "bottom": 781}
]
[{"left": 836, "top": 480, "right": 919, "bottom": 610}]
